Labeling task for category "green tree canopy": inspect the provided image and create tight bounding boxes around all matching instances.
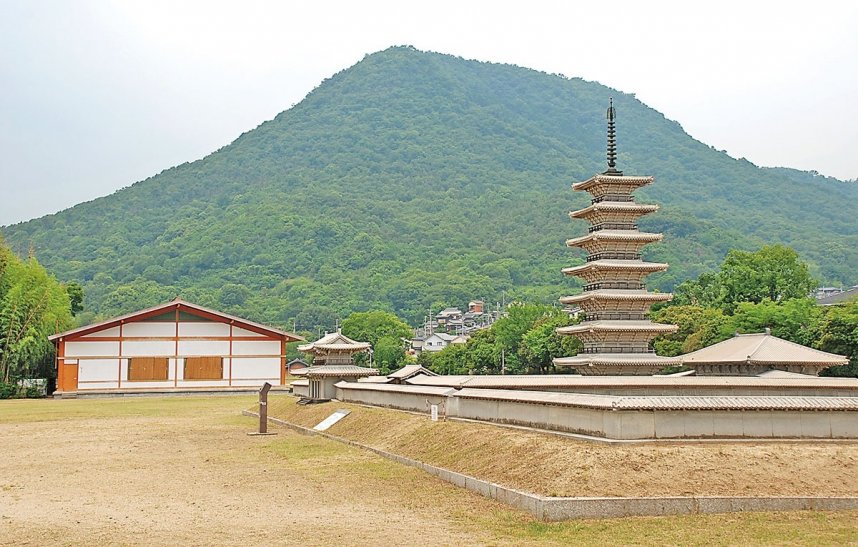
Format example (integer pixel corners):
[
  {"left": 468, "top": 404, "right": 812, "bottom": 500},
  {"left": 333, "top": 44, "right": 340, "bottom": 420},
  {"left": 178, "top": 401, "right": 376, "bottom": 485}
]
[
  {"left": 0, "top": 239, "right": 74, "bottom": 389},
  {"left": 341, "top": 310, "right": 412, "bottom": 373},
  {"left": 717, "top": 245, "right": 816, "bottom": 311}
]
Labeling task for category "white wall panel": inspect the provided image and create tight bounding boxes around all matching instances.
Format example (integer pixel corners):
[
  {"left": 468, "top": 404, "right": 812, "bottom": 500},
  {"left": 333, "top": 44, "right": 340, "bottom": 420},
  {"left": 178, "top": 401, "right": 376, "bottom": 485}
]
[
  {"left": 78, "top": 359, "right": 121, "bottom": 382},
  {"left": 80, "top": 326, "right": 120, "bottom": 338},
  {"left": 179, "top": 322, "right": 229, "bottom": 337},
  {"left": 232, "top": 340, "right": 280, "bottom": 356},
  {"left": 230, "top": 358, "right": 280, "bottom": 379},
  {"left": 66, "top": 341, "right": 120, "bottom": 357},
  {"left": 123, "top": 322, "right": 176, "bottom": 337},
  {"left": 178, "top": 340, "right": 230, "bottom": 356},
  {"left": 122, "top": 340, "right": 175, "bottom": 357},
  {"left": 232, "top": 326, "right": 267, "bottom": 337}
]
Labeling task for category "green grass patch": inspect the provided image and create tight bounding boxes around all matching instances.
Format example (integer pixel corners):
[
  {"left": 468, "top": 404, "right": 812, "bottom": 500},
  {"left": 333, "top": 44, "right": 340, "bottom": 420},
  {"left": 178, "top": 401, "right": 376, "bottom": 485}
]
[{"left": 475, "top": 509, "right": 858, "bottom": 546}]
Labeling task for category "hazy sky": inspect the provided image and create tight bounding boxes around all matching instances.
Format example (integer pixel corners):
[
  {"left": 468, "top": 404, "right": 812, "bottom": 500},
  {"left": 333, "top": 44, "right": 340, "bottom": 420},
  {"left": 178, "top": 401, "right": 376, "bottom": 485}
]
[{"left": 1, "top": 0, "right": 856, "bottom": 225}]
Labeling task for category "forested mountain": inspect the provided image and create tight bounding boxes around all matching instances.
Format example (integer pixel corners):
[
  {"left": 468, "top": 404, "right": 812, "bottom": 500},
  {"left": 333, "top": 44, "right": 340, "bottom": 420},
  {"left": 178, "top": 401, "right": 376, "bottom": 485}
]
[{"left": 3, "top": 46, "right": 857, "bottom": 330}]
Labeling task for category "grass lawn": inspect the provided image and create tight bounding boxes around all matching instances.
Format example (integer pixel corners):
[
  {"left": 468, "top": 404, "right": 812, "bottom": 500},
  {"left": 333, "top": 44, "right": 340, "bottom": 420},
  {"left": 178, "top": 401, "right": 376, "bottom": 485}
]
[{"left": 1, "top": 395, "right": 856, "bottom": 545}]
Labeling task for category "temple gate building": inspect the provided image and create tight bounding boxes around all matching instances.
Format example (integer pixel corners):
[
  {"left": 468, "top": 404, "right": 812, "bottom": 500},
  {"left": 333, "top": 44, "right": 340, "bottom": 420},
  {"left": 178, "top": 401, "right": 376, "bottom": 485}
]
[
  {"left": 554, "top": 100, "right": 681, "bottom": 375},
  {"left": 297, "top": 330, "right": 376, "bottom": 400}
]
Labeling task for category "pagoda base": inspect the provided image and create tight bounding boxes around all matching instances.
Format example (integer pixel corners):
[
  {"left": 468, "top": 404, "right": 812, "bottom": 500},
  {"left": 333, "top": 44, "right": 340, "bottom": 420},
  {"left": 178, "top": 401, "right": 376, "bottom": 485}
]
[{"left": 553, "top": 353, "right": 683, "bottom": 376}]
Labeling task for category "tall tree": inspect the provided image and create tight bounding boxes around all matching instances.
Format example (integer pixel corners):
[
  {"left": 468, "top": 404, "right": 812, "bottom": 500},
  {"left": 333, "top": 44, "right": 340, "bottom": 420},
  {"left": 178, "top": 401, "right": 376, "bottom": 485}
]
[
  {"left": 0, "top": 239, "right": 73, "bottom": 387},
  {"left": 341, "top": 310, "right": 412, "bottom": 372},
  {"left": 817, "top": 300, "right": 858, "bottom": 377},
  {"left": 717, "top": 245, "right": 816, "bottom": 311}
]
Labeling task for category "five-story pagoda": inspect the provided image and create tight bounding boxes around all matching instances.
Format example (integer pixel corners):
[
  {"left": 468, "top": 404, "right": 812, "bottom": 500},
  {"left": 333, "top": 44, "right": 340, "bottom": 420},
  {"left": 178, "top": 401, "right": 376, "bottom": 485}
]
[{"left": 554, "top": 100, "right": 681, "bottom": 375}]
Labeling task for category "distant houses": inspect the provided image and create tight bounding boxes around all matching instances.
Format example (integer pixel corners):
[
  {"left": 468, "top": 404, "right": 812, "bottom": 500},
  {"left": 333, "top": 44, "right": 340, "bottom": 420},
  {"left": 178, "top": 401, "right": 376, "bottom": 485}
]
[
  {"left": 410, "top": 299, "right": 500, "bottom": 355},
  {"left": 816, "top": 286, "right": 858, "bottom": 306},
  {"left": 423, "top": 332, "right": 468, "bottom": 353}
]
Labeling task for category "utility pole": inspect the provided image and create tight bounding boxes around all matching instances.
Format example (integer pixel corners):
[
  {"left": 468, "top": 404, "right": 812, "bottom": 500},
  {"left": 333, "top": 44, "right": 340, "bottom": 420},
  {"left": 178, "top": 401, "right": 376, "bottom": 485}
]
[{"left": 501, "top": 348, "right": 506, "bottom": 375}]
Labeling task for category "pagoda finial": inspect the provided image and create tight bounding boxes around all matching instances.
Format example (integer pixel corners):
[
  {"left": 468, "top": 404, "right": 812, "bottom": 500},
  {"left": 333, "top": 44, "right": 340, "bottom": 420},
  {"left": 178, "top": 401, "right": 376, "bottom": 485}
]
[{"left": 603, "top": 98, "right": 623, "bottom": 176}]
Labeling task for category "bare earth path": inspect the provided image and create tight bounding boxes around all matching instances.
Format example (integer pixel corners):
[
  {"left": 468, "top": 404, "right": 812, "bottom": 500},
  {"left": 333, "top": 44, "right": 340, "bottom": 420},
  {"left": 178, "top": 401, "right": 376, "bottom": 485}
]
[{"left": 1, "top": 396, "right": 857, "bottom": 546}]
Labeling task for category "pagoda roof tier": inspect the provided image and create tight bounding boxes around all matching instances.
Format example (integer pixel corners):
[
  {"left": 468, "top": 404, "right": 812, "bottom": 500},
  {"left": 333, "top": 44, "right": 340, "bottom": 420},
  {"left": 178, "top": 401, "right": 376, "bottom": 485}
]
[
  {"left": 572, "top": 174, "right": 654, "bottom": 192},
  {"left": 298, "top": 331, "right": 371, "bottom": 353},
  {"left": 560, "top": 290, "right": 673, "bottom": 306},
  {"left": 570, "top": 202, "right": 659, "bottom": 220},
  {"left": 557, "top": 320, "right": 679, "bottom": 335},
  {"left": 562, "top": 260, "right": 668, "bottom": 276},
  {"left": 566, "top": 230, "right": 663, "bottom": 248},
  {"left": 553, "top": 353, "right": 682, "bottom": 375},
  {"left": 305, "top": 365, "right": 379, "bottom": 377}
]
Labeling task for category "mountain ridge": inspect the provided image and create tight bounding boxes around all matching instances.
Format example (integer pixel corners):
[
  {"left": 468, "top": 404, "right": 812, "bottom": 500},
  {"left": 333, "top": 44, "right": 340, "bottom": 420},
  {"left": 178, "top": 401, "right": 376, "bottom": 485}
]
[{"left": 4, "top": 46, "right": 857, "bottom": 329}]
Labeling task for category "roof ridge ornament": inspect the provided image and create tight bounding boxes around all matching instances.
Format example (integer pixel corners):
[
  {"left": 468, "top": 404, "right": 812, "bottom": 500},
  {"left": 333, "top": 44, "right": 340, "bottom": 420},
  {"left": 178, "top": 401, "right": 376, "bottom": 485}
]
[{"left": 603, "top": 98, "right": 623, "bottom": 176}]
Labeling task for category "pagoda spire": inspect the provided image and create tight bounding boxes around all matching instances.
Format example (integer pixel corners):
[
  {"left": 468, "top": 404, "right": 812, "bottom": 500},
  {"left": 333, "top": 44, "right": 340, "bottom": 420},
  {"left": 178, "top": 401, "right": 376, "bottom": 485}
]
[
  {"left": 603, "top": 98, "right": 623, "bottom": 176},
  {"left": 554, "top": 99, "right": 679, "bottom": 375}
]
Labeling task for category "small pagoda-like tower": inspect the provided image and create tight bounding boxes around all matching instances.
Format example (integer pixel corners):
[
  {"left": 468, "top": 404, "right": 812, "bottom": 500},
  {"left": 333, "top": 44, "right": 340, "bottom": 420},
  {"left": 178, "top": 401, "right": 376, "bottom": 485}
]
[
  {"left": 554, "top": 100, "right": 681, "bottom": 375},
  {"left": 298, "top": 331, "right": 376, "bottom": 400}
]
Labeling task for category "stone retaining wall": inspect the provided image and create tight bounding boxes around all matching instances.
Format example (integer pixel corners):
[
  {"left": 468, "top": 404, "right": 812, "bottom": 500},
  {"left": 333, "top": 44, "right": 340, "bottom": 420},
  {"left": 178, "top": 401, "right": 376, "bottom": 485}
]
[{"left": 244, "top": 409, "right": 858, "bottom": 520}]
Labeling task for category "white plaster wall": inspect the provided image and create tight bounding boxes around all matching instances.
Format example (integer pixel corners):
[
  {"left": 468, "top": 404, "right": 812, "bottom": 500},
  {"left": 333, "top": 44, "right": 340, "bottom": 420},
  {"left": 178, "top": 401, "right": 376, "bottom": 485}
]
[
  {"left": 179, "top": 322, "right": 230, "bottom": 336},
  {"left": 80, "top": 326, "right": 120, "bottom": 338},
  {"left": 122, "top": 340, "right": 175, "bottom": 357},
  {"left": 232, "top": 340, "right": 280, "bottom": 356},
  {"left": 123, "top": 322, "right": 175, "bottom": 337},
  {"left": 66, "top": 341, "right": 120, "bottom": 357},
  {"left": 229, "top": 357, "right": 279, "bottom": 380},
  {"left": 232, "top": 326, "right": 262, "bottom": 337},
  {"left": 177, "top": 340, "right": 230, "bottom": 356},
  {"left": 77, "top": 359, "right": 121, "bottom": 389}
]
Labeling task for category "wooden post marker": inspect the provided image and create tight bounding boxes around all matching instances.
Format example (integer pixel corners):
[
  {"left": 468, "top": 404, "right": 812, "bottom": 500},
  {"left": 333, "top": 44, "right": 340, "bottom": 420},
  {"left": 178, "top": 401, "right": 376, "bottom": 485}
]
[{"left": 248, "top": 382, "right": 277, "bottom": 436}]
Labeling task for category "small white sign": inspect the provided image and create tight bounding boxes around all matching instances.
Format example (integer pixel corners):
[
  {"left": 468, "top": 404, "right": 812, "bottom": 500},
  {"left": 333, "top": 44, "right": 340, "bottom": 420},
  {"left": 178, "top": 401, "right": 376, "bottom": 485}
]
[
  {"left": 314, "top": 409, "right": 351, "bottom": 431},
  {"left": 430, "top": 404, "right": 438, "bottom": 422}
]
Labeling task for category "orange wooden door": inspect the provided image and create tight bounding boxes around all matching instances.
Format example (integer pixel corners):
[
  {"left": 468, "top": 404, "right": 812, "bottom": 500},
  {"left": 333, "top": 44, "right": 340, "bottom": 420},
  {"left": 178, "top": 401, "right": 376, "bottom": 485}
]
[{"left": 62, "top": 363, "right": 78, "bottom": 391}]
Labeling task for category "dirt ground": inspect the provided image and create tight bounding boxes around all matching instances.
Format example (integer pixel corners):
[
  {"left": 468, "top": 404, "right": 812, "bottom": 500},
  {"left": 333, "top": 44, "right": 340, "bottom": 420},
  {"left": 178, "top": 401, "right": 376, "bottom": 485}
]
[
  {"left": 266, "top": 396, "right": 858, "bottom": 498},
  {"left": 0, "top": 396, "right": 502, "bottom": 545},
  {"left": 2, "top": 396, "right": 857, "bottom": 546}
]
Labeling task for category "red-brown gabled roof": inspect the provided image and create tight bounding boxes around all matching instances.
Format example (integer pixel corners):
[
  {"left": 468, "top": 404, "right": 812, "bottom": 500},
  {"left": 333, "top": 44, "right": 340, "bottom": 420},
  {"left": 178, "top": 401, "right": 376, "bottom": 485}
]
[{"left": 49, "top": 297, "right": 303, "bottom": 342}]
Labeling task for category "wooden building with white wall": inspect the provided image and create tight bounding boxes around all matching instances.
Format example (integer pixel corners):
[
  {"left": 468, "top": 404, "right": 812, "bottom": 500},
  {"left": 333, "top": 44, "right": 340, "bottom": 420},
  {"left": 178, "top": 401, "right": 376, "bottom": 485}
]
[{"left": 49, "top": 298, "right": 302, "bottom": 395}]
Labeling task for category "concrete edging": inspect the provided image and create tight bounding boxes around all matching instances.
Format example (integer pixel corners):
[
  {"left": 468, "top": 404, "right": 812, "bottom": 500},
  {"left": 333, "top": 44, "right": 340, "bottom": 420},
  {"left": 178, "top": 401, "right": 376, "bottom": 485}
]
[{"left": 243, "top": 410, "right": 858, "bottom": 520}]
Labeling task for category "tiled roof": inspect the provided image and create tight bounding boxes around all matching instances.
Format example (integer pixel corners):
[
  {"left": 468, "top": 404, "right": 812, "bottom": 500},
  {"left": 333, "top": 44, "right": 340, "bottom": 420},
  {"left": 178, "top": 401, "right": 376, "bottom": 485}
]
[
  {"left": 556, "top": 321, "right": 679, "bottom": 334},
  {"left": 559, "top": 290, "right": 673, "bottom": 304},
  {"left": 566, "top": 230, "right": 663, "bottom": 248},
  {"left": 387, "top": 364, "right": 438, "bottom": 379},
  {"left": 298, "top": 331, "right": 371, "bottom": 353},
  {"left": 453, "top": 388, "right": 858, "bottom": 411},
  {"left": 562, "top": 260, "right": 668, "bottom": 275},
  {"left": 357, "top": 376, "right": 394, "bottom": 383},
  {"left": 817, "top": 287, "right": 858, "bottom": 305},
  {"left": 334, "top": 381, "right": 457, "bottom": 397},
  {"left": 48, "top": 297, "right": 303, "bottom": 342},
  {"left": 572, "top": 174, "right": 654, "bottom": 191},
  {"left": 682, "top": 332, "right": 848, "bottom": 366},
  {"left": 570, "top": 202, "right": 659, "bottom": 218},
  {"left": 305, "top": 365, "right": 378, "bottom": 377},
  {"left": 553, "top": 353, "right": 683, "bottom": 367},
  {"left": 405, "top": 374, "right": 858, "bottom": 389}
]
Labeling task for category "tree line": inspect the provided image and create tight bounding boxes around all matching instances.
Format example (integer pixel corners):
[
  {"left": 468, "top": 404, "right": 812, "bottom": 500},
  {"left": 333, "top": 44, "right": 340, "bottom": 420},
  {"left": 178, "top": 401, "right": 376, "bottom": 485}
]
[{"left": 0, "top": 238, "right": 78, "bottom": 397}]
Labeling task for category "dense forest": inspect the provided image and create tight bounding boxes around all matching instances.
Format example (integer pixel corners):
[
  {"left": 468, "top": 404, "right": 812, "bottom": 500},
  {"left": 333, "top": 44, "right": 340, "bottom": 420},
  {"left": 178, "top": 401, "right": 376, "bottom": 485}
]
[{"left": 2, "top": 46, "right": 857, "bottom": 331}]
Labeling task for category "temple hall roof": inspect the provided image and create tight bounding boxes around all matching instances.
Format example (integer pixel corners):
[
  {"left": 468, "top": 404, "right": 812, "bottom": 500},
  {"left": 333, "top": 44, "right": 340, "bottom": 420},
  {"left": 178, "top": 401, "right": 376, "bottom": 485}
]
[{"left": 682, "top": 332, "right": 848, "bottom": 366}]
